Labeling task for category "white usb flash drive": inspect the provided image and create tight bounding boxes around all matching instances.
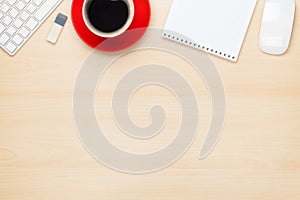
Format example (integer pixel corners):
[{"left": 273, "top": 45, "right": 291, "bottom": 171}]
[{"left": 47, "top": 13, "right": 68, "bottom": 44}]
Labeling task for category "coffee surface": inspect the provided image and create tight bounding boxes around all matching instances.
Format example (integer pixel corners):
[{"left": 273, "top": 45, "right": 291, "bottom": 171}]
[{"left": 88, "top": 0, "right": 129, "bottom": 33}]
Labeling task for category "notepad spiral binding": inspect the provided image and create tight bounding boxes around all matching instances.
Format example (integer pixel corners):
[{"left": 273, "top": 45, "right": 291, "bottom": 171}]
[{"left": 162, "top": 30, "right": 237, "bottom": 62}]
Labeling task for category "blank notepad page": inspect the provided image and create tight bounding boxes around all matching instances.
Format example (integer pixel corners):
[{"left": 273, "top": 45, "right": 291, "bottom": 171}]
[{"left": 163, "top": 0, "right": 257, "bottom": 62}]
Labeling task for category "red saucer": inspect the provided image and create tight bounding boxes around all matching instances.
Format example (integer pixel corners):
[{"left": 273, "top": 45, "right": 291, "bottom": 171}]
[{"left": 71, "top": 0, "right": 151, "bottom": 52}]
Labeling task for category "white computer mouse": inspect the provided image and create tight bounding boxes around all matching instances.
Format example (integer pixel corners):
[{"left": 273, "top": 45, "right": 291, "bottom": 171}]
[{"left": 259, "top": 0, "right": 295, "bottom": 55}]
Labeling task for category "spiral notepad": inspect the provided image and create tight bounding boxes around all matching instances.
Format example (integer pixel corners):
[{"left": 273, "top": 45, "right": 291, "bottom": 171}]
[{"left": 163, "top": 0, "right": 257, "bottom": 62}]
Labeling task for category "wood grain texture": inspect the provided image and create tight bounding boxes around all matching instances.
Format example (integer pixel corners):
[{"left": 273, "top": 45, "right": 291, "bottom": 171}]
[{"left": 0, "top": 0, "right": 300, "bottom": 199}]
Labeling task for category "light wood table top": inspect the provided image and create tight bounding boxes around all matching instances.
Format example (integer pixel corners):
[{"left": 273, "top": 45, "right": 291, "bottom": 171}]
[{"left": 1, "top": 0, "right": 300, "bottom": 199}]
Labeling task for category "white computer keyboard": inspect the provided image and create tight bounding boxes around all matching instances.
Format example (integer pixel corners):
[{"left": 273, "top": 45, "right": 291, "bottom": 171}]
[{"left": 0, "top": 0, "right": 62, "bottom": 55}]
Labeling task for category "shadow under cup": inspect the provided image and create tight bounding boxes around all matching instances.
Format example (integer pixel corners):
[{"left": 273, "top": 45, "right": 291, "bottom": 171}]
[{"left": 82, "top": 0, "right": 135, "bottom": 38}]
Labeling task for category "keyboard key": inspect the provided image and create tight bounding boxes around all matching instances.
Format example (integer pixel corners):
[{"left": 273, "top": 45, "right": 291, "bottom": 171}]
[
  {"left": 26, "top": 18, "right": 38, "bottom": 30},
  {"left": 20, "top": 11, "right": 30, "bottom": 21},
  {"left": 7, "top": 0, "right": 17, "bottom": 6},
  {"left": 7, "top": 26, "right": 17, "bottom": 36},
  {"left": 12, "top": 34, "right": 24, "bottom": 45},
  {"left": 33, "top": 0, "right": 43, "bottom": 6},
  {"left": 19, "top": 27, "right": 30, "bottom": 38},
  {"left": 9, "top": 8, "right": 19, "bottom": 18},
  {"left": 6, "top": 26, "right": 17, "bottom": 36},
  {"left": 0, "top": 33, "right": 10, "bottom": 45},
  {"left": 16, "top": 1, "right": 26, "bottom": 10},
  {"left": 26, "top": 4, "right": 36, "bottom": 14},
  {"left": 5, "top": 42, "right": 17, "bottom": 53},
  {"left": 0, "top": 3, "right": 10, "bottom": 13},
  {"left": 34, "top": 0, "right": 60, "bottom": 21},
  {"left": 0, "top": 23, "right": 5, "bottom": 34},
  {"left": 3, "top": 16, "right": 13, "bottom": 25},
  {"left": 14, "top": 18, "right": 23, "bottom": 28}
]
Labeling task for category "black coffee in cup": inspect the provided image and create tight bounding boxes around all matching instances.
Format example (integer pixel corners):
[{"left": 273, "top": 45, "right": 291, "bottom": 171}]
[{"left": 87, "top": 0, "right": 129, "bottom": 33}]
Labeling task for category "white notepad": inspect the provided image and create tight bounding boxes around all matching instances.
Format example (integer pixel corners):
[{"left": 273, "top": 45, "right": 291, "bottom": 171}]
[{"left": 163, "top": 0, "right": 257, "bottom": 62}]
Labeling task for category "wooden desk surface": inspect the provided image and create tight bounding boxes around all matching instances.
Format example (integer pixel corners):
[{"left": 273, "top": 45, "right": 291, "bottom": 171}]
[{"left": 1, "top": 0, "right": 300, "bottom": 199}]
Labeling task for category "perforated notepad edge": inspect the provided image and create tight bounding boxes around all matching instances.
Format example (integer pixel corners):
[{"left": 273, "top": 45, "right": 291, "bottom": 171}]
[{"left": 162, "top": 30, "right": 238, "bottom": 62}]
